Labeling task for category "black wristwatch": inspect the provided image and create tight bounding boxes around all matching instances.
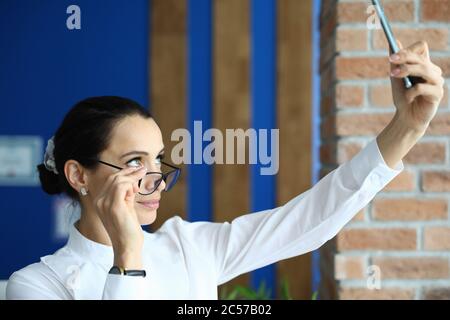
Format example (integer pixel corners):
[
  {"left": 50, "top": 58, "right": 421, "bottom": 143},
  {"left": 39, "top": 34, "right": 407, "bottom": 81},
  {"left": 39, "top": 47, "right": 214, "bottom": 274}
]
[{"left": 109, "top": 266, "right": 147, "bottom": 277}]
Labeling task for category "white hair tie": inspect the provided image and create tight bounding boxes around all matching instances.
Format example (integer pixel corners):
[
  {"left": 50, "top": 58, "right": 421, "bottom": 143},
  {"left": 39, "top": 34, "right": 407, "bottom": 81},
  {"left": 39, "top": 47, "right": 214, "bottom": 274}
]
[{"left": 44, "top": 136, "right": 59, "bottom": 175}]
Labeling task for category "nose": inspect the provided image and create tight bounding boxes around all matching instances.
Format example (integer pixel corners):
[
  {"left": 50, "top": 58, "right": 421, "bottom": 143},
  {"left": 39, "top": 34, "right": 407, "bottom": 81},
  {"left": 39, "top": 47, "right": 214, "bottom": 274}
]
[
  {"left": 157, "top": 177, "right": 166, "bottom": 192},
  {"left": 140, "top": 173, "right": 166, "bottom": 193}
]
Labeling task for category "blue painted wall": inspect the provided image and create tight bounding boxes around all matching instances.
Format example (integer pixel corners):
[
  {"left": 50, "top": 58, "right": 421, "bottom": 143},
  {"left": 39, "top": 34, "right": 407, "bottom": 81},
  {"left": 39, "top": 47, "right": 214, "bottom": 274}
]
[
  {"left": 250, "top": 0, "right": 277, "bottom": 298},
  {"left": 0, "top": 0, "right": 148, "bottom": 279},
  {"left": 311, "top": 0, "right": 322, "bottom": 296},
  {"left": 187, "top": 0, "right": 213, "bottom": 223}
]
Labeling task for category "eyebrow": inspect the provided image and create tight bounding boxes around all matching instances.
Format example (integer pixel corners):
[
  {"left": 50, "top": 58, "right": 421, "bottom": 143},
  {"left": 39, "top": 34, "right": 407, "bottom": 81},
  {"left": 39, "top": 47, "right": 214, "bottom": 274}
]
[{"left": 120, "top": 147, "right": 165, "bottom": 159}]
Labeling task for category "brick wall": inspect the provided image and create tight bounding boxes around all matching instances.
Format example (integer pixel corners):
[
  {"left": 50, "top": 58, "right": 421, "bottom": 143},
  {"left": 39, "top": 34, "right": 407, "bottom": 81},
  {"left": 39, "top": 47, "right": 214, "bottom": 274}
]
[{"left": 319, "top": 0, "right": 450, "bottom": 300}]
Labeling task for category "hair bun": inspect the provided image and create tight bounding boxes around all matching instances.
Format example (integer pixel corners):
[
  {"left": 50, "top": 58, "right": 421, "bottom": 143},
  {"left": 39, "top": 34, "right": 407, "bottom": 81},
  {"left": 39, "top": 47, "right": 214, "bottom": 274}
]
[{"left": 37, "top": 163, "right": 62, "bottom": 195}]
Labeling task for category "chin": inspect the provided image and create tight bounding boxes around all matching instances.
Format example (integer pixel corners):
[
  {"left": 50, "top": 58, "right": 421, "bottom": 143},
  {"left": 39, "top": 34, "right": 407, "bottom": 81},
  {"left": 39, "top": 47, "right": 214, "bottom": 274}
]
[
  {"left": 135, "top": 199, "right": 160, "bottom": 226},
  {"left": 136, "top": 207, "right": 158, "bottom": 226}
]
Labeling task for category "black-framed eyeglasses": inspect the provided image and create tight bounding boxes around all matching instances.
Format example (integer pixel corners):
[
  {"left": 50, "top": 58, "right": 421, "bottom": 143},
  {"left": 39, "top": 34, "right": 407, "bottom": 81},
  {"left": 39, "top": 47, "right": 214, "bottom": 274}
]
[{"left": 93, "top": 159, "right": 181, "bottom": 196}]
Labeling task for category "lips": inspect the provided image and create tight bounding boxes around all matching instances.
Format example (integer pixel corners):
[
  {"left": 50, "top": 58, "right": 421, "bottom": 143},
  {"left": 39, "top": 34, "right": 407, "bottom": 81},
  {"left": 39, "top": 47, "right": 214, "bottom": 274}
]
[{"left": 137, "top": 200, "right": 160, "bottom": 210}]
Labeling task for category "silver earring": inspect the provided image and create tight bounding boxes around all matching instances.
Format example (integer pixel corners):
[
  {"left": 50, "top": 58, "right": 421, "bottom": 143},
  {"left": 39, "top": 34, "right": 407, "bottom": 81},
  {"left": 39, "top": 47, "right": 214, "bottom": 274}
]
[{"left": 80, "top": 187, "right": 88, "bottom": 196}]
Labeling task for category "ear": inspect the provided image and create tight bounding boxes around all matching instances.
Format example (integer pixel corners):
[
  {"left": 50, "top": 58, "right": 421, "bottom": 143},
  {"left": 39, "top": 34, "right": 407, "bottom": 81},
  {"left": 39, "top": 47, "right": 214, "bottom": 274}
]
[{"left": 64, "top": 160, "right": 89, "bottom": 192}]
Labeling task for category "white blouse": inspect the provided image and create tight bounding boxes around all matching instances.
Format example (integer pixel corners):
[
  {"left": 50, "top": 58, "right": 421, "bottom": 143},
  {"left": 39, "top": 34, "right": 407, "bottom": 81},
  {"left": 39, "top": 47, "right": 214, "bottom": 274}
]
[{"left": 6, "top": 138, "right": 403, "bottom": 300}]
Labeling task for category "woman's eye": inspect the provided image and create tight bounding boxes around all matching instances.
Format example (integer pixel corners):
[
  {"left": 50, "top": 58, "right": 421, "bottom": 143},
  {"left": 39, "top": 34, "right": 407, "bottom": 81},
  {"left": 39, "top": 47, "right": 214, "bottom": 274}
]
[{"left": 126, "top": 157, "right": 142, "bottom": 167}]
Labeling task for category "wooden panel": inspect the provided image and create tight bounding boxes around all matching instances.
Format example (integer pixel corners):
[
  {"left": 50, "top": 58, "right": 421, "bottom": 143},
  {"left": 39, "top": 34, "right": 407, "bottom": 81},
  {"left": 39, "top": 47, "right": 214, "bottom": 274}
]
[
  {"left": 276, "top": 0, "right": 313, "bottom": 300},
  {"left": 213, "top": 0, "right": 251, "bottom": 296},
  {"left": 150, "top": 0, "right": 187, "bottom": 231}
]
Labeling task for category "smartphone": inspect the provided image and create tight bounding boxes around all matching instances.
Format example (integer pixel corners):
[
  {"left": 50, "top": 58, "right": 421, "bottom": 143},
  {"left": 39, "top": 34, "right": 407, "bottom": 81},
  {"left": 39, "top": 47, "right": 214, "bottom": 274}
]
[{"left": 371, "top": 0, "right": 414, "bottom": 89}]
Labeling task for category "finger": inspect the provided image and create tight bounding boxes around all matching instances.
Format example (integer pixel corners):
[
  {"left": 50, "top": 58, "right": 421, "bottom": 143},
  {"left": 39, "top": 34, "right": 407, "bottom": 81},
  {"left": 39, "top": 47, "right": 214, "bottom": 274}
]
[
  {"left": 109, "top": 181, "right": 138, "bottom": 215},
  {"left": 102, "top": 166, "right": 142, "bottom": 190},
  {"left": 389, "top": 40, "right": 408, "bottom": 93},
  {"left": 390, "top": 63, "right": 443, "bottom": 85},
  {"left": 124, "top": 166, "right": 147, "bottom": 179},
  {"left": 99, "top": 167, "right": 146, "bottom": 210},
  {"left": 110, "top": 171, "right": 145, "bottom": 204},
  {"left": 408, "top": 40, "right": 430, "bottom": 60},
  {"left": 404, "top": 83, "right": 444, "bottom": 104},
  {"left": 389, "top": 49, "right": 424, "bottom": 65},
  {"left": 103, "top": 166, "right": 146, "bottom": 194},
  {"left": 132, "top": 182, "right": 140, "bottom": 194}
]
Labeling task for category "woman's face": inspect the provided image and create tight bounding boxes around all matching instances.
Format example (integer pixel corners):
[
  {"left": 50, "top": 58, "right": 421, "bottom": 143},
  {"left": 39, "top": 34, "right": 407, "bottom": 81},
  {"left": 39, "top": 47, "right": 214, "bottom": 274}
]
[{"left": 87, "top": 115, "right": 165, "bottom": 225}]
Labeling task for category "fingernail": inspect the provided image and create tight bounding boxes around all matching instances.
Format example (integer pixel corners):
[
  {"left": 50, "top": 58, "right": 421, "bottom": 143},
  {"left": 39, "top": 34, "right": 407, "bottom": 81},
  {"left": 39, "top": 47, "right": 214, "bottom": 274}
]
[
  {"left": 390, "top": 68, "right": 401, "bottom": 76},
  {"left": 390, "top": 54, "right": 400, "bottom": 61}
]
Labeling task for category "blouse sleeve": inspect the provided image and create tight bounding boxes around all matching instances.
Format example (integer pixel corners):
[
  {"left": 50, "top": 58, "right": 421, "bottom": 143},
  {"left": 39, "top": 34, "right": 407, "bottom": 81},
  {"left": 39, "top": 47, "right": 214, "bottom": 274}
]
[
  {"left": 101, "top": 274, "right": 147, "bottom": 300},
  {"left": 6, "top": 265, "right": 69, "bottom": 300},
  {"left": 6, "top": 262, "right": 148, "bottom": 300},
  {"left": 176, "top": 138, "right": 404, "bottom": 285}
]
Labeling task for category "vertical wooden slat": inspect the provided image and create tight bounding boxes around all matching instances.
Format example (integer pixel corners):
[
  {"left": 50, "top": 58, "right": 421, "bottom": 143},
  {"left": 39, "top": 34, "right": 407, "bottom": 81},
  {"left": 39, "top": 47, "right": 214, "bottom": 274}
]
[
  {"left": 150, "top": 0, "right": 188, "bottom": 231},
  {"left": 213, "top": 0, "right": 251, "bottom": 296},
  {"left": 276, "top": 0, "right": 313, "bottom": 300}
]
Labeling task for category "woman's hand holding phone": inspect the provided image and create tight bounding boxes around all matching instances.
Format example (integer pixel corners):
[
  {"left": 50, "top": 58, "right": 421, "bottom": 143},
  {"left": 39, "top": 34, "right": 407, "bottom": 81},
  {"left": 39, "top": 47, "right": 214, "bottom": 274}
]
[{"left": 389, "top": 40, "right": 445, "bottom": 134}]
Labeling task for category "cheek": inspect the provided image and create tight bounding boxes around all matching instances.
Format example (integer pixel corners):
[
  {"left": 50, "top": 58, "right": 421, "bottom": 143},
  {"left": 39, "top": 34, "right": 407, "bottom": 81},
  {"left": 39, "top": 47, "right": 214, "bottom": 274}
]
[{"left": 86, "top": 173, "right": 109, "bottom": 198}]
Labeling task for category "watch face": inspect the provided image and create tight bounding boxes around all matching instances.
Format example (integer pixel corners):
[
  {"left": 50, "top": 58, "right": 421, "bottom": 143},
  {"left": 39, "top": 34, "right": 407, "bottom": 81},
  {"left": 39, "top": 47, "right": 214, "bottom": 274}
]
[{"left": 109, "top": 266, "right": 122, "bottom": 275}]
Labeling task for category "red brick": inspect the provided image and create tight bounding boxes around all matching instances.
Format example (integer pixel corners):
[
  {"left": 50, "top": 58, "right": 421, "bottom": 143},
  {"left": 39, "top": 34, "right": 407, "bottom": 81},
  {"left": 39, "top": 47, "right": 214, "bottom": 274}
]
[
  {"left": 424, "top": 227, "right": 450, "bottom": 250},
  {"left": 423, "top": 287, "right": 450, "bottom": 300},
  {"left": 338, "top": 0, "right": 414, "bottom": 23},
  {"left": 337, "top": 141, "right": 363, "bottom": 163},
  {"left": 372, "top": 257, "right": 449, "bottom": 279},
  {"left": 369, "top": 85, "right": 448, "bottom": 108},
  {"left": 369, "top": 84, "right": 393, "bottom": 108},
  {"left": 337, "top": 228, "right": 417, "bottom": 251},
  {"left": 442, "top": 86, "right": 449, "bottom": 108},
  {"left": 336, "top": 113, "right": 394, "bottom": 136},
  {"left": 425, "top": 113, "right": 450, "bottom": 136},
  {"left": 373, "top": 28, "right": 449, "bottom": 51},
  {"left": 337, "top": 2, "right": 368, "bottom": 23},
  {"left": 351, "top": 209, "right": 365, "bottom": 222},
  {"left": 335, "top": 255, "right": 366, "bottom": 280},
  {"left": 336, "top": 84, "right": 364, "bottom": 108},
  {"left": 336, "top": 28, "right": 367, "bottom": 51},
  {"left": 422, "top": 171, "right": 450, "bottom": 192},
  {"left": 422, "top": 0, "right": 450, "bottom": 22},
  {"left": 404, "top": 142, "right": 446, "bottom": 164},
  {"left": 382, "top": 0, "right": 415, "bottom": 22},
  {"left": 372, "top": 198, "right": 448, "bottom": 221},
  {"left": 339, "top": 287, "right": 415, "bottom": 300},
  {"left": 336, "top": 57, "right": 389, "bottom": 80},
  {"left": 435, "top": 57, "right": 450, "bottom": 77},
  {"left": 382, "top": 170, "right": 415, "bottom": 192}
]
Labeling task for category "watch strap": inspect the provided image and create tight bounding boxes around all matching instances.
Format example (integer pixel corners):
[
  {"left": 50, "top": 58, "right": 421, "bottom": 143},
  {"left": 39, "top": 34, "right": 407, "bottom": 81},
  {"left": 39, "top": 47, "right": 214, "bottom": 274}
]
[{"left": 109, "top": 266, "right": 146, "bottom": 277}]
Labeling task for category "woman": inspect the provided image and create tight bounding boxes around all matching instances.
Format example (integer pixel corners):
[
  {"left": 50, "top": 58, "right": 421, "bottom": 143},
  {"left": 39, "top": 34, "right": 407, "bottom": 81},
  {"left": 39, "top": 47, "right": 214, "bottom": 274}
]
[{"left": 6, "top": 41, "right": 444, "bottom": 299}]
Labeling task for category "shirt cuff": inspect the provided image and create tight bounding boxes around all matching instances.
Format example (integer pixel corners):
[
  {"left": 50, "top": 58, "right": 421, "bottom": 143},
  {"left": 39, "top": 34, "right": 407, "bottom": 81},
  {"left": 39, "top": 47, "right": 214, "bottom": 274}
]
[
  {"left": 349, "top": 137, "right": 404, "bottom": 189},
  {"left": 102, "top": 274, "right": 147, "bottom": 300}
]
